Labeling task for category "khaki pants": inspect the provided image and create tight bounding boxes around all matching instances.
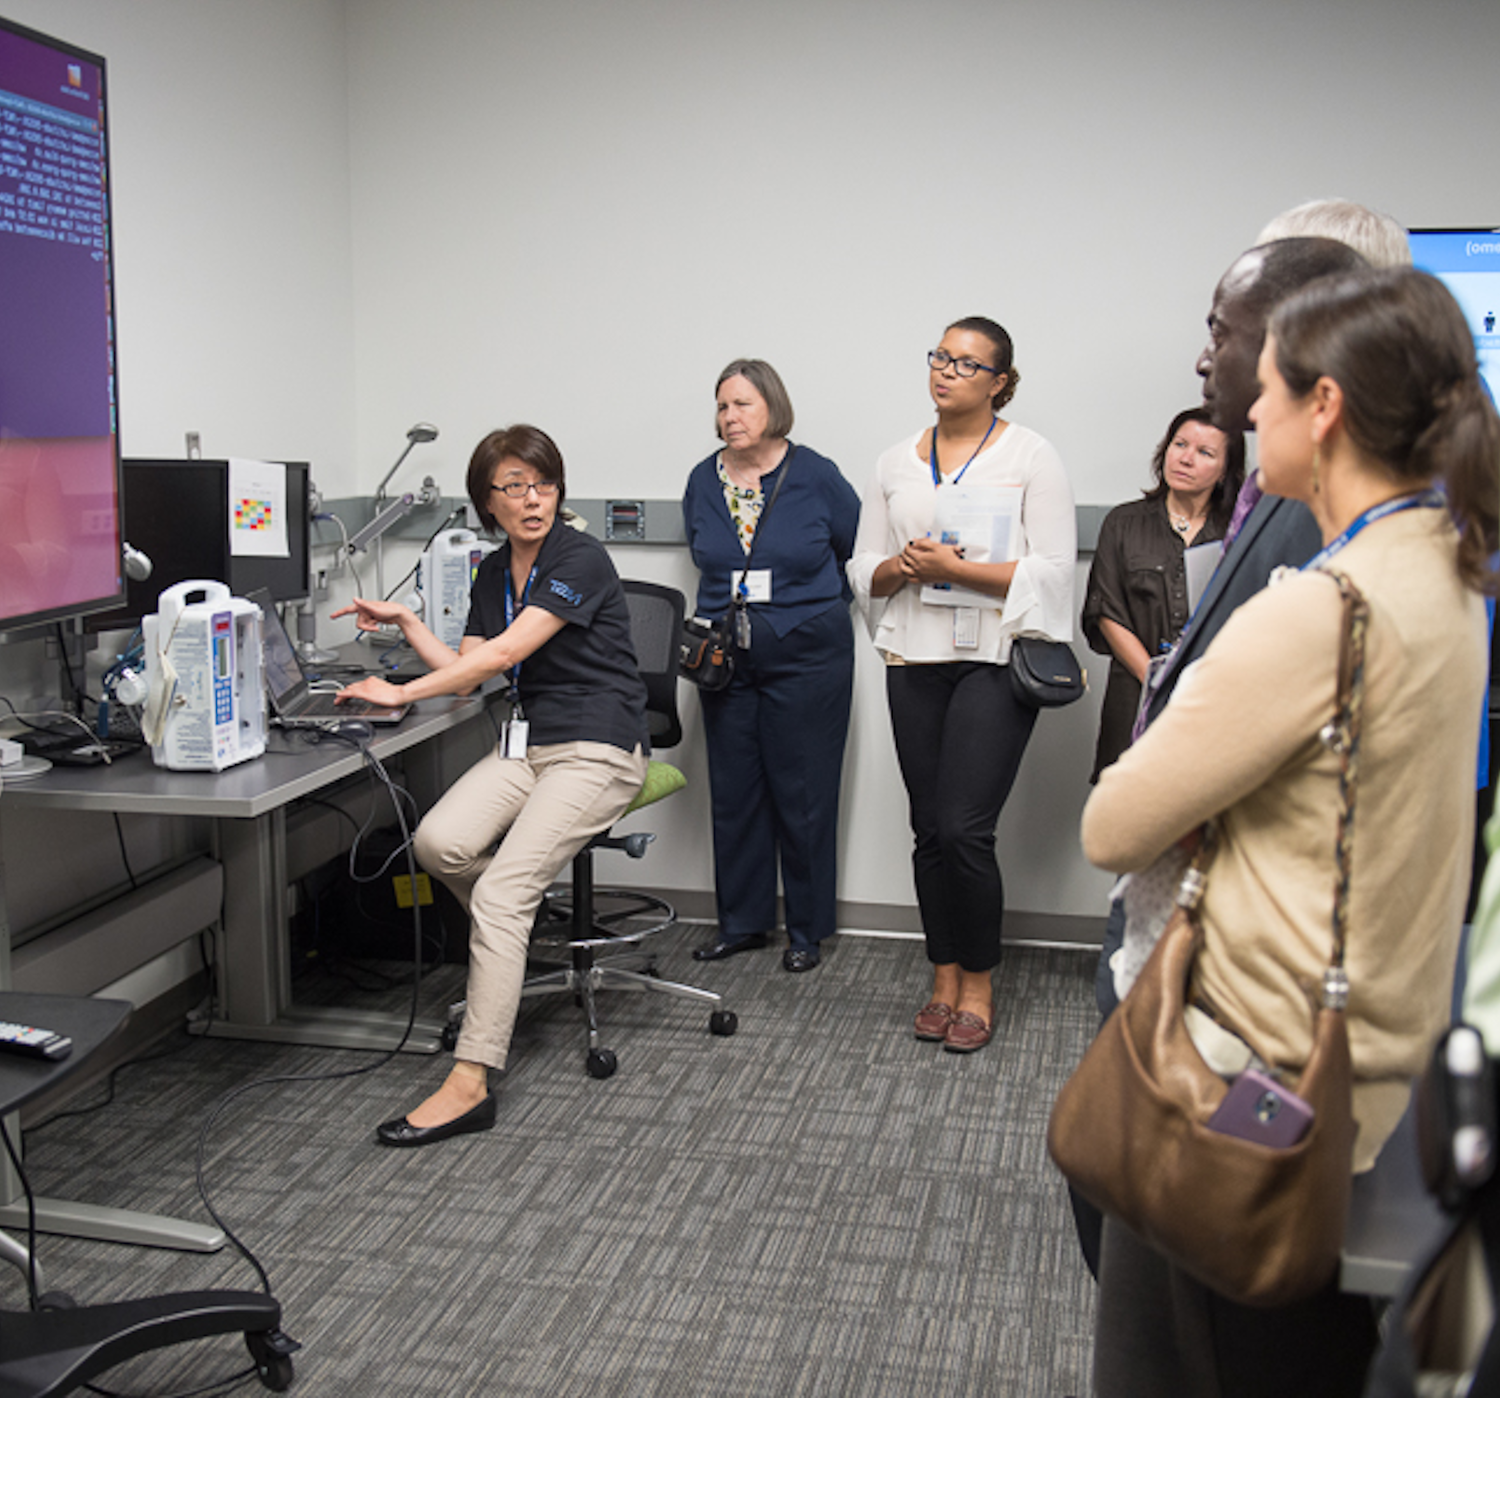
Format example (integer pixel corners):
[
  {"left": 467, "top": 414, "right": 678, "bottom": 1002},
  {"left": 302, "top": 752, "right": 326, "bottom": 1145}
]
[{"left": 414, "top": 739, "right": 648, "bottom": 1069}]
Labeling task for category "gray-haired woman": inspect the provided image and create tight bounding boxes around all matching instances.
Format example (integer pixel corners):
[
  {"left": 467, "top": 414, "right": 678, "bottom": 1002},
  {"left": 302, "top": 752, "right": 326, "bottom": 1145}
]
[{"left": 681, "top": 358, "right": 861, "bottom": 974}]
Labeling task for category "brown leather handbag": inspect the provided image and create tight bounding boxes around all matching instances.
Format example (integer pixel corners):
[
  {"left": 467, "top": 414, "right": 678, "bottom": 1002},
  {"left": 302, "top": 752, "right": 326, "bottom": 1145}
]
[{"left": 1048, "top": 572, "right": 1367, "bottom": 1307}]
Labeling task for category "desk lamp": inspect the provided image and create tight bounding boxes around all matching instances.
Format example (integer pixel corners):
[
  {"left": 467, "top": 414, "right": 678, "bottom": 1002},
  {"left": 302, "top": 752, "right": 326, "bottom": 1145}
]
[{"left": 347, "top": 422, "right": 441, "bottom": 602}]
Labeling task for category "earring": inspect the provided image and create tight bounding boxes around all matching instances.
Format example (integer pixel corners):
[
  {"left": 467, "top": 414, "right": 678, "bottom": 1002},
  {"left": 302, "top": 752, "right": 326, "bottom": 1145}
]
[{"left": 1311, "top": 439, "right": 1322, "bottom": 499}]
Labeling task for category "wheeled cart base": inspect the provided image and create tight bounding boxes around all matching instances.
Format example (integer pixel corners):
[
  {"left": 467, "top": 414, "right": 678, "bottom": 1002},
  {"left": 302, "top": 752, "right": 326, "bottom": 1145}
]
[{"left": 0, "top": 1289, "right": 296, "bottom": 1397}]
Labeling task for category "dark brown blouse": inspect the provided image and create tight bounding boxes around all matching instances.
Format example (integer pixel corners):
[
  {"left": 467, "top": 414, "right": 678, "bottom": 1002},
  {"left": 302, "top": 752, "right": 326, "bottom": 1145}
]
[{"left": 1081, "top": 496, "right": 1228, "bottom": 781}]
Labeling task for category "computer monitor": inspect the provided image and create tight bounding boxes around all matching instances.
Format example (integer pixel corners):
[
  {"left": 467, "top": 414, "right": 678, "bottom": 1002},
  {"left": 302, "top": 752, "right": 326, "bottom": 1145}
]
[
  {"left": 1408, "top": 226, "right": 1500, "bottom": 408},
  {"left": 0, "top": 16, "right": 126, "bottom": 633},
  {"left": 87, "top": 458, "right": 312, "bottom": 631}
]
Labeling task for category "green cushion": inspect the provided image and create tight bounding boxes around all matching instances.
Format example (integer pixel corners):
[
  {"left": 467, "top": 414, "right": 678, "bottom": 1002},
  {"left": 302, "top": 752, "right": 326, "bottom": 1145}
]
[{"left": 621, "top": 759, "right": 686, "bottom": 817}]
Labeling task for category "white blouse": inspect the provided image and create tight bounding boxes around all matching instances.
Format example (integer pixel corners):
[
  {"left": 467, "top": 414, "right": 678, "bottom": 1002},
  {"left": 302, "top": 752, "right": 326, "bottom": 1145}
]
[{"left": 847, "top": 423, "right": 1077, "bottom": 665}]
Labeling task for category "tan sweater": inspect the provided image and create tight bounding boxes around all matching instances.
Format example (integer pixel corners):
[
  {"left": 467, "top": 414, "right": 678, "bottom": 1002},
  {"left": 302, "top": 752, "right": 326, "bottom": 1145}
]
[{"left": 1082, "top": 508, "right": 1487, "bottom": 1171}]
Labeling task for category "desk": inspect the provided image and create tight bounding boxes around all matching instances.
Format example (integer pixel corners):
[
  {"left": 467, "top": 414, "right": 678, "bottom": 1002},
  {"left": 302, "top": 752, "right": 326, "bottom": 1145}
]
[
  {"left": 0, "top": 991, "right": 222, "bottom": 1257},
  {"left": 0, "top": 693, "right": 496, "bottom": 1054},
  {"left": 0, "top": 990, "right": 287, "bottom": 1396}
]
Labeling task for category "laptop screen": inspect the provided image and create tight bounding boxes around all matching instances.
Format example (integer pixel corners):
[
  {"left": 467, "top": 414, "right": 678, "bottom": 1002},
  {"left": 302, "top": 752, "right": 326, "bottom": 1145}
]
[{"left": 248, "top": 589, "right": 306, "bottom": 709}]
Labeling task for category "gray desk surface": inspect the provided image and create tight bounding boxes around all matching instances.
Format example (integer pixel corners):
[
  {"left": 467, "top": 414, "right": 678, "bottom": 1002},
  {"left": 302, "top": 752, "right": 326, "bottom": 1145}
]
[
  {"left": 0, "top": 993, "right": 130, "bottom": 1117},
  {"left": 2, "top": 687, "right": 501, "bottom": 1053},
  {"left": 2, "top": 693, "right": 495, "bottom": 820}
]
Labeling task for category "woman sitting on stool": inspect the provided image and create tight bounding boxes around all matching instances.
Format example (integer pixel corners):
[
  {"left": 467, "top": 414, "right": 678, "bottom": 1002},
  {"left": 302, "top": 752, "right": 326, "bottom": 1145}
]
[{"left": 333, "top": 424, "right": 649, "bottom": 1147}]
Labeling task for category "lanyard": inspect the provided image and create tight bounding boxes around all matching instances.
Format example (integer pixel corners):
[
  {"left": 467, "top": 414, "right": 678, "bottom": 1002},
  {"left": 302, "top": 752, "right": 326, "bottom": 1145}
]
[
  {"left": 1301, "top": 490, "right": 1444, "bottom": 571},
  {"left": 502, "top": 563, "right": 537, "bottom": 708},
  {"left": 929, "top": 414, "right": 997, "bottom": 488}
]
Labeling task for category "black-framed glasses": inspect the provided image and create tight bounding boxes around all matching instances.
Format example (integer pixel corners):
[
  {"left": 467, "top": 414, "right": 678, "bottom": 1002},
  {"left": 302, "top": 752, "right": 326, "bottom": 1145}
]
[
  {"left": 490, "top": 480, "right": 560, "bottom": 500},
  {"left": 927, "top": 350, "right": 997, "bottom": 379}
]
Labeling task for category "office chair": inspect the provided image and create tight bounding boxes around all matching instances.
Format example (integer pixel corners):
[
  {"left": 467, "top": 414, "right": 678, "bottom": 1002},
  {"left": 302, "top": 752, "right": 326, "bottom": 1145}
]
[
  {"left": 0, "top": 997, "right": 298, "bottom": 1397},
  {"left": 442, "top": 579, "right": 736, "bottom": 1078}
]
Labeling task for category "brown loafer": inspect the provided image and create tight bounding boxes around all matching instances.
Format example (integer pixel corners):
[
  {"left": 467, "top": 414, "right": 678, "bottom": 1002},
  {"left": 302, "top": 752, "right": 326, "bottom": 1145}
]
[
  {"left": 914, "top": 1001, "right": 954, "bottom": 1041},
  {"left": 944, "top": 1010, "right": 993, "bottom": 1053}
]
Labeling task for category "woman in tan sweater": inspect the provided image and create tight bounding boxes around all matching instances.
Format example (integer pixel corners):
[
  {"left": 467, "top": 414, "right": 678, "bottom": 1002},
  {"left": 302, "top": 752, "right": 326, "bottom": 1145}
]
[{"left": 1081, "top": 267, "right": 1500, "bottom": 1396}]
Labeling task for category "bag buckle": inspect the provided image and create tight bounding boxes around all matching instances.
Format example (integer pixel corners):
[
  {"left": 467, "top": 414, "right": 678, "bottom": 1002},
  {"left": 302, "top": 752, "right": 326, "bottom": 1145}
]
[
  {"left": 1321, "top": 965, "right": 1350, "bottom": 1011},
  {"left": 1176, "top": 864, "right": 1208, "bottom": 910}
]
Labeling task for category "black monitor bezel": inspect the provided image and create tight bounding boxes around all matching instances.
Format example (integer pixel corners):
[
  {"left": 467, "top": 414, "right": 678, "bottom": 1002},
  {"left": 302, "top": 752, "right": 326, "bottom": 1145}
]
[{"left": 0, "top": 13, "right": 128, "bottom": 633}]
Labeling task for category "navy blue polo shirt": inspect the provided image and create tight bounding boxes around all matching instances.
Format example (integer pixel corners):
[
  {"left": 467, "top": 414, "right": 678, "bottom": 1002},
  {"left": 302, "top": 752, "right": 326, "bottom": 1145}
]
[{"left": 463, "top": 522, "right": 648, "bottom": 753}]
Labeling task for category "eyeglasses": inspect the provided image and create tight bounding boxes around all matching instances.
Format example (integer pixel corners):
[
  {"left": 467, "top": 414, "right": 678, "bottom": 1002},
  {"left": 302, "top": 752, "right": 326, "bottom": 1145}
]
[
  {"left": 927, "top": 350, "right": 997, "bottom": 379},
  {"left": 490, "top": 480, "right": 560, "bottom": 500}
]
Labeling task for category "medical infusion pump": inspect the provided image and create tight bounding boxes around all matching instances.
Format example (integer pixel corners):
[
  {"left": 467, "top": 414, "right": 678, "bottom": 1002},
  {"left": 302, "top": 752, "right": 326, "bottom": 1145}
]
[
  {"left": 142, "top": 579, "right": 267, "bottom": 772},
  {"left": 417, "top": 528, "right": 497, "bottom": 651}
]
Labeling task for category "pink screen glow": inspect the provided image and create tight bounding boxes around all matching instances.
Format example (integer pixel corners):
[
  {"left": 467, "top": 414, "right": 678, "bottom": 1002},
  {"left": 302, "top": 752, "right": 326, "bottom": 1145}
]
[{"left": 0, "top": 435, "right": 122, "bottom": 624}]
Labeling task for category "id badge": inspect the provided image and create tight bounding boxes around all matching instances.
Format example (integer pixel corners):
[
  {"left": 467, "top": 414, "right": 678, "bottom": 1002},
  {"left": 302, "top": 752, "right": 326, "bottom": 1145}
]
[
  {"left": 952, "top": 607, "right": 979, "bottom": 650},
  {"left": 503, "top": 716, "right": 529, "bottom": 759},
  {"left": 735, "top": 605, "right": 751, "bottom": 650},
  {"left": 740, "top": 568, "right": 772, "bottom": 604}
]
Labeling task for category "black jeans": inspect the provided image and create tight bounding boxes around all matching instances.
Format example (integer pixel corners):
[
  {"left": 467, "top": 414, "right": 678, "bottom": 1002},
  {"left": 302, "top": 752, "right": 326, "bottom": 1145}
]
[{"left": 886, "top": 660, "right": 1038, "bottom": 973}]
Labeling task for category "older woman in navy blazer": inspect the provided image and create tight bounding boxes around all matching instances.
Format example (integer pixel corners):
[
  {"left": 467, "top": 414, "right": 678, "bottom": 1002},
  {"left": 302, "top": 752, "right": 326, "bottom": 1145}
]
[{"left": 682, "top": 358, "right": 860, "bottom": 973}]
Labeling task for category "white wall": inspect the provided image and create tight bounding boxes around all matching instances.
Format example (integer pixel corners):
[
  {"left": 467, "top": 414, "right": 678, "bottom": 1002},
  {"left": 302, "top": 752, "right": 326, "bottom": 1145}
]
[
  {"left": 1, "top": 0, "right": 355, "bottom": 936},
  {"left": 340, "top": 0, "right": 1500, "bottom": 930},
  {"left": 5, "top": 0, "right": 1499, "bottom": 947}
]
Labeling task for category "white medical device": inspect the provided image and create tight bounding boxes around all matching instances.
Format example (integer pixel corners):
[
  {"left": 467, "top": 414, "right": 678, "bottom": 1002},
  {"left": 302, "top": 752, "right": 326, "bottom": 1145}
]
[
  {"left": 418, "top": 528, "right": 497, "bottom": 651},
  {"left": 142, "top": 579, "right": 267, "bottom": 772}
]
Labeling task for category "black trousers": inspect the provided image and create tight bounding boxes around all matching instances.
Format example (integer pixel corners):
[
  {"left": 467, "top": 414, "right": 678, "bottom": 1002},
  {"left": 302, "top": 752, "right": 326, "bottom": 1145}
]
[
  {"left": 699, "top": 605, "right": 853, "bottom": 949},
  {"left": 886, "top": 660, "right": 1038, "bottom": 973},
  {"left": 1094, "top": 1217, "right": 1380, "bottom": 1396}
]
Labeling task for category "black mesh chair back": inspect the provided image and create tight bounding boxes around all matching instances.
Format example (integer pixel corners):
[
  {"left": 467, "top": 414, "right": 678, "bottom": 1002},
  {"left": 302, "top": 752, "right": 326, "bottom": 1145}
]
[{"left": 622, "top": 579, "right": 684, "bottom": 749}]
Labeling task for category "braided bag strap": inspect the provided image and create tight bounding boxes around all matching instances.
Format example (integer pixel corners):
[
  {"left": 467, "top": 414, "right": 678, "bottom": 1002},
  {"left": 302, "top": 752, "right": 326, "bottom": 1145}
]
[{"left": 1319, "top": 569, "right": 1371, "bottom": 1012}]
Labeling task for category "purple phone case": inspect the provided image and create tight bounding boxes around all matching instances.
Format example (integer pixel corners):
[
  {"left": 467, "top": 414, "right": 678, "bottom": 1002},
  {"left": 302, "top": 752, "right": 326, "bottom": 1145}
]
[{"left": 1207, "top": 1069, "right": 1314, "bottom": 1148}]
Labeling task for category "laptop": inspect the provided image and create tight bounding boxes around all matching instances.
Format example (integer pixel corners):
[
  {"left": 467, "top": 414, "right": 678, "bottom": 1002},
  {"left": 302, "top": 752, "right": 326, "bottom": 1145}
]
[{"left": 250, "top": 589, "right": 410, "bottom": 729}]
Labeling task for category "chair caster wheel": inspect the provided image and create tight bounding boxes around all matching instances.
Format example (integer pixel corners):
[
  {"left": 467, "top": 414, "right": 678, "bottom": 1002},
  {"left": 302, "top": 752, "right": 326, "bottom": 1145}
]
[
  {"left": 247, "top": 1328, "right": 300, "bottom": 1392},
  {"left": 440, "top": 1020, "right": 460, "bottom": 1051},
  {"left": 586, "top": 1047, "right": 618, "bottom": 1079},
  {"left": 709, "top": 1010, "right": 738, "bottom": 1037},
  {"left": 36, "top": 1290, "right": 76, "bottom": 1311}
]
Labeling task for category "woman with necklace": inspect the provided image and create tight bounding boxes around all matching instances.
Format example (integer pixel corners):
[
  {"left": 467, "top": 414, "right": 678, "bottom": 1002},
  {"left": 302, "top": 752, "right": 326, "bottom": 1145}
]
[
  {"left": 1082, "top": 407, "right": 1243, "bottom": 780},
  {"left": 682, "top": 359, "right": 860, "bottom": 974},
  {"left": 849, "top": 317, "right": 1077, "bottom": 1051},
  {"left": 1081, "top": 268, "right": 1498, "bottom": 1395}
]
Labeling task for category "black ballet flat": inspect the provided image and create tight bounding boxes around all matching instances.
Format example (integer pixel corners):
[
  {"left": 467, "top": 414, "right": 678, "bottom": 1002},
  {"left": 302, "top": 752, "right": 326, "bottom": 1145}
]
[
  {"left": 375, "top": 1091, "right": 497, "bottom": 1148},
  {"left": 692, "top": 933, "right": 768, "bottom": 962}
]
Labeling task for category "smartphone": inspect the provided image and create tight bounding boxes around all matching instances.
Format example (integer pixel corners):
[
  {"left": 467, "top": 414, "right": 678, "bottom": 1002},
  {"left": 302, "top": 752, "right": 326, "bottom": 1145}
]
[{"left": 1207, "top": 1069, "right": 1314, "bottom": 1148}]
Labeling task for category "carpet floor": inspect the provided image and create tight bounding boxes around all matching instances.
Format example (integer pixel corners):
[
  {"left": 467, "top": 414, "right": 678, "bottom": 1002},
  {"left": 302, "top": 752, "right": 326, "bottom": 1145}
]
[{"left": 7, "top": 922, "right": 1101, "bottom": 1397}]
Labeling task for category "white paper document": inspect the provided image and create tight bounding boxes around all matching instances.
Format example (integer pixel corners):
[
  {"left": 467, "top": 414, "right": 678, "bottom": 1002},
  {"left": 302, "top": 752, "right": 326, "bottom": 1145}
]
[
  {"left": 228, "top": 458, "right": 290, "bottom": 559},
  {"left": 920, "top": 484, "right": 1023, "bottom": 609}
]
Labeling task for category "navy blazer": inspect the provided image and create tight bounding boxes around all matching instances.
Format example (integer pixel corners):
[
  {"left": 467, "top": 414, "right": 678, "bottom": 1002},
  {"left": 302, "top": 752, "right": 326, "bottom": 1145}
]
[
  {"left": 682, "top": 444, "right": 860, "bottom": 640},
  {"left": 1143, "top": 490, "right": 1322, "bottom": 729}
]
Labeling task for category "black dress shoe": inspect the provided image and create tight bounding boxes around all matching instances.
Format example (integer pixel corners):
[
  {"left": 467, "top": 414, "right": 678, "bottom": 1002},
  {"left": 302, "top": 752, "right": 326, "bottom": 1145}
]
[
  {"left": 692, "top": 933, "right": 767, "bottom": 962},
  {"left": 782, "top": 947, "right": 820, "bottom": 973},
  {"left": 375, "top": 1091, "right": 497, "bottom": 1148}
]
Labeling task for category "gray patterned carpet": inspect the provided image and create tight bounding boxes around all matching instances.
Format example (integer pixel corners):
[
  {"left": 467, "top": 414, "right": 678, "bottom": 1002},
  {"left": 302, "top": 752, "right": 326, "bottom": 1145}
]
[{"left": 8, "top": 925, "right": 1100, "bottom": 1397}]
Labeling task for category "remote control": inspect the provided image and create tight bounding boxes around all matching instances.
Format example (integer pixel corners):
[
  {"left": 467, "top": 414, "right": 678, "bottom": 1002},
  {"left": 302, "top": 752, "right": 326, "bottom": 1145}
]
[{"left": 0, "top": 1021, "right": 72, "bottom": 1061}]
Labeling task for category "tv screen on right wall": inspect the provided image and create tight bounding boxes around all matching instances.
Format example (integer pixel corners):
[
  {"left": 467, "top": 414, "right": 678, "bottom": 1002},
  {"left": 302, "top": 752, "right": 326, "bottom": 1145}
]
[{"left": 1408, "top": 226, "right": 1500, "bottom": 409}]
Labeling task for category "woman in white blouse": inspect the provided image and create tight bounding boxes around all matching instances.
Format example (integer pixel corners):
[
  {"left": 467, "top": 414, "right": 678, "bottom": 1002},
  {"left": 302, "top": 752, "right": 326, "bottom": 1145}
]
[{"left": 848, "top": 317, "right": 1076, "bottom": 1052}]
